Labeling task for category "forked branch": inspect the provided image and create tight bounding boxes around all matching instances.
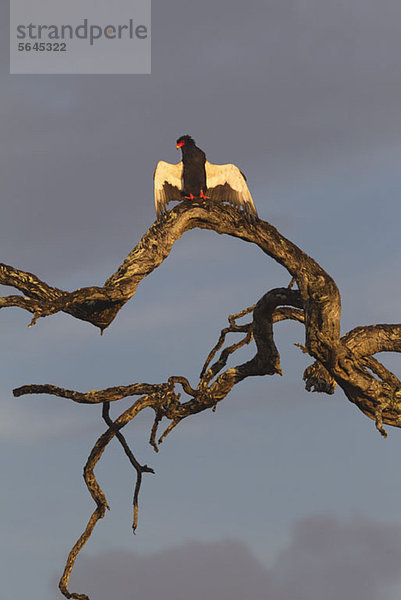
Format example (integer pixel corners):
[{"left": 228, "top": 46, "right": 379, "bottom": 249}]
[{"left": 6, "top": 200, "right": 401, "bottom": 599}]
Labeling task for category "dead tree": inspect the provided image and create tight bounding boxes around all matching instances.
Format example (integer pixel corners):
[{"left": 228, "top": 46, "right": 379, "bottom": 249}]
[{"left": 3, "top": 198, "right": 401, "bottom": 599}]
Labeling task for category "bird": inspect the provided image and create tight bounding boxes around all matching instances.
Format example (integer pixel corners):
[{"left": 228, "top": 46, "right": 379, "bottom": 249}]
[{"left": 154, "top": 135, "right": 258, "bottom": 221}]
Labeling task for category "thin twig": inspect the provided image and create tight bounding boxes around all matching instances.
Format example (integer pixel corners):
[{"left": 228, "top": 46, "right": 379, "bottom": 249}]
[
  {"left": 59, "top": 395, "right": 154, "bottom": 599},
  {"left": 101, "top": 402, "right": 154, "bottom": 532}
]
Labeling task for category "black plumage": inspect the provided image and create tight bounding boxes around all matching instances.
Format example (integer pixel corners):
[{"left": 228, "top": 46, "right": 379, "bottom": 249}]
[
  {"left": 177, "top": 135, "right": 207, "bottom": 198},
  {"left": 154, "top": 135, "right": 258, "bottom": 220}
]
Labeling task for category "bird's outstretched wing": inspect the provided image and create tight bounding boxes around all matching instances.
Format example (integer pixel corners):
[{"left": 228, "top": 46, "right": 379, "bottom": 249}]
[
  {"left": 154, "top": 161, "right": 183, "bottom": 219},
  {"left": 205, "top": 161, "right": 258, "bottom": 219}
]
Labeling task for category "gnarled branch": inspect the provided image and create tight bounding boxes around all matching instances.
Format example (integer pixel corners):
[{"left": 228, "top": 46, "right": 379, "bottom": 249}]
[{"left": 6, "top": 200, "right": 401, "bottom": 598}]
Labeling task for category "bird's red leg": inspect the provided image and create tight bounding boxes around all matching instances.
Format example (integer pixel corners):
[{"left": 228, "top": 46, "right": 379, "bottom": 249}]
[
  {"left": 200, "top": 189, "right": 211, "bottom": 199},
  {"left": 184, "top": 193, "right": 196, "bottom": 200}
]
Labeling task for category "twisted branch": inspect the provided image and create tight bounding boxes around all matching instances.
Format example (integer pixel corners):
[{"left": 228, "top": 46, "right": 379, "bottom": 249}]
[{"left": 6, "top": 201, "right": 401, "bottom": 599}]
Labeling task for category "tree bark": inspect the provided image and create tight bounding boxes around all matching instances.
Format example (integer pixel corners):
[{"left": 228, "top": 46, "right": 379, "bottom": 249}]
[
  {"left": 4, "top": 198, "right": 401, "bottom": 599},
  {"left": 4, "top": 199, "right": 401, "bottom": 433}
]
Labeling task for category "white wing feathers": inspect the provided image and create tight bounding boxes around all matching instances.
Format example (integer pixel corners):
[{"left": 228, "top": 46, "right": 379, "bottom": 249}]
[
  {"left": 154, "top": 160, "right": 183, "bottom": 219},
  {"left": 153, "top": 159, "right": 258, "bottom": 220},
  {"left": 205, "top": 161, "right": 258, "bottom": 218}
]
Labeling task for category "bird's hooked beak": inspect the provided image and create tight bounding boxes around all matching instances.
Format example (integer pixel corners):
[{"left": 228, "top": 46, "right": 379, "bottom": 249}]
[{"left": 176, "top": 140, "right": 184, "bottom": 149}]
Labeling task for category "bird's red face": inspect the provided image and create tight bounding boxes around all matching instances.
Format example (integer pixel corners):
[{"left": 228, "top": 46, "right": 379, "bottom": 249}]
[{"left": 176, "top": 140, "right": 185, "bottom": 149}]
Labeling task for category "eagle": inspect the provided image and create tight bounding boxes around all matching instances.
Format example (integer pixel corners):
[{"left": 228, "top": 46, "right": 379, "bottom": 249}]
[{"left": 154, "top": 135, "right": 258, "bottom": 221}]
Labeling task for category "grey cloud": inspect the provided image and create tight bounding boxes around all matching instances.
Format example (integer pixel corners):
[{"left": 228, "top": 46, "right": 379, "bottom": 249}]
[
  {"left": 70, "top": 540, "right": 270, "bottom": 600},
  {"left": 270, "top": 515, "right": 401, "bottom": 600},
  {"left": 70, "top": 515, "right": 401, "bottom": 600},
  {"left": 4, "top": 3, "right": 401, "bottom": 599},
  {"left": 3, "top": 0, "right": 401, "bottom": 279}
]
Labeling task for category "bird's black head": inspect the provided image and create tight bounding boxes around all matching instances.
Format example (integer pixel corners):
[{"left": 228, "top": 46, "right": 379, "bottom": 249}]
[{"left": 176, "top": 135, "right": 196, "bottom": 150}]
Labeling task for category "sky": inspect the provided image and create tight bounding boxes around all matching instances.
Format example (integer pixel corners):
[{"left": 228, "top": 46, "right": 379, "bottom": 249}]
[{"left": 2, "top": 0, "right": 401, "bottom": 598}]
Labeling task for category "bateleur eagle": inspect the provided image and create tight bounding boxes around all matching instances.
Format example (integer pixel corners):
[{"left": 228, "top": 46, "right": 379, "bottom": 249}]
[{"left": 154, "top": 135, "right": 258, "bottom": 221}]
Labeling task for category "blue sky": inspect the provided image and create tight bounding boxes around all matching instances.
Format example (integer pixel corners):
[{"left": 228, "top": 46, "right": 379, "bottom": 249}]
[{"left": 2, "top": 1, "right": 401, "bottom": 598}]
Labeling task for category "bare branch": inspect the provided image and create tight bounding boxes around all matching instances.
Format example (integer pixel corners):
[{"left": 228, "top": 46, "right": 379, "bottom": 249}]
[
  {"left": 13, "top": 382, "right": 166, "bottom": 404},
  {"left": 58, "top": 395, "right": 155, "bottom": 599},
  {"left": 8, "top": 201, "right": 401, "bottom": 600},
  {"left": 1, "top": 200, "right": 340, "bottom": 339},
  {"left": 101, "top": 402, "right": 154, "bottom": 532}
]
